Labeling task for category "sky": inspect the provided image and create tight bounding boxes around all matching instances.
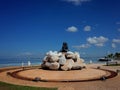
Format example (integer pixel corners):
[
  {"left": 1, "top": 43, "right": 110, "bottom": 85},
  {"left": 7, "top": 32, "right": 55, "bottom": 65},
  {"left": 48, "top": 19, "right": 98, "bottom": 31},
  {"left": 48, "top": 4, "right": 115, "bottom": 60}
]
[{"left": 0, "top": 0, "right": 120, "bottom": 58}]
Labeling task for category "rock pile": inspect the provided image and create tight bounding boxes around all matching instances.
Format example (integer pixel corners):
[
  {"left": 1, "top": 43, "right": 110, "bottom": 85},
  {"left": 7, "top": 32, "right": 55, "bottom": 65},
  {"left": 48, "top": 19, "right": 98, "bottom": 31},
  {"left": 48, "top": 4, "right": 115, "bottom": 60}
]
[{"left": 41, "top": 51, "right": 86, "bottom": 71}]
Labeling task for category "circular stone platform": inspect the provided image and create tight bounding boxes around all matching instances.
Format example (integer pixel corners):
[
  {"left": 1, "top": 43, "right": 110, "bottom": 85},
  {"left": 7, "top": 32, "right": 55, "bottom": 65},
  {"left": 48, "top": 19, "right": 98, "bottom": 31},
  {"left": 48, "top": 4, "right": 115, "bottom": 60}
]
[{"left": 11, "top": 68, "right": 117, "bottom": 82}]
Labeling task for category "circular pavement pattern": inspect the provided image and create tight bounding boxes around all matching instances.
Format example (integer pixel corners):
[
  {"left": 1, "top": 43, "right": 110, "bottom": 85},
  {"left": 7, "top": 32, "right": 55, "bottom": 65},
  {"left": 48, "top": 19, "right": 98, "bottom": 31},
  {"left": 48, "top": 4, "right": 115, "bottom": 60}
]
[{"left": 10, "top": 68, "right": 117, "bottom": 82}]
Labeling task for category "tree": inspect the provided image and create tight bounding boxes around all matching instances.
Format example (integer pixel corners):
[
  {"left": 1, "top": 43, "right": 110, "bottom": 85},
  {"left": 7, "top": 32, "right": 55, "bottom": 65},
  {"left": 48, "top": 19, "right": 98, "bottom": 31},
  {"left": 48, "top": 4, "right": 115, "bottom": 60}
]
[
  {"left": 114, "top": 52, "right": 120, "bottom": 58},
  {"left": 106, "top": 53, "right": 114, "bottom": 59},
  {"left": 105, "top": 52, "right": 120, "bottom": 60}
]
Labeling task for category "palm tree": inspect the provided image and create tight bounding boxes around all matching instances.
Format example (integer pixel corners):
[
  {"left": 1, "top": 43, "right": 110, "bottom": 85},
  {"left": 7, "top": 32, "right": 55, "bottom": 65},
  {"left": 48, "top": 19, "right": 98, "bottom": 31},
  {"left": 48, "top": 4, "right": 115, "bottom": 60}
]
[
  {"left": 106, "top": 53, "right": 114, "bottom": 59},
  {"left": 105, "top": 52, "right": 120, "bottom": 60},
  {"left": 114, "top": 52, "right": 120, "bottom": 59}
]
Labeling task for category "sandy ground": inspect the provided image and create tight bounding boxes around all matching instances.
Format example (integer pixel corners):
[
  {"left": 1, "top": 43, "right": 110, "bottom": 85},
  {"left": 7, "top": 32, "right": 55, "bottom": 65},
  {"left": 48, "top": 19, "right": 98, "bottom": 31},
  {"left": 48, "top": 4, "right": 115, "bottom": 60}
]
[{"left": 0, "top": 64, "right": 120, "bottom": 90}]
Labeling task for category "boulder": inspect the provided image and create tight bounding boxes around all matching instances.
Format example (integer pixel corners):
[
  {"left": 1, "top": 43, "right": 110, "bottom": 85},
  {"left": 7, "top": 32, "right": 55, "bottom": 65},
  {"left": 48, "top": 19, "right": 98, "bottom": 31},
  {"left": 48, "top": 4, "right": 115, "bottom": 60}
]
[
  {"left": 74, "top": 52, "right": 80, "bottom": 58},
  {"left": 59, "top": 55, "right": 66, "bottom": 65},
  {"left": 45, "top": 62, "right": 60, "bottom": 70},
  {"left": 57, "top": 52, "right": 62, "bottom": 57},
  {"left": 66, "top": 52, "right": 79, "bottom": 60},
  {"left": 71, "top": 57, "right": 86, "bottom": 69},
  {"left": 61, "top": 59, "right": 74, "bottom": 71},
  {"left": 48, "top": 55, "right": 59, "bottom": 62},
  {"left": 76, "top": 58, "right": 84, "bottom": 63},
  {"left": 72, "top": 66, "right": 82, "bottom": 70},
  {"left": 41, "top": 50, "right": 86, "bottom": 71},
  {"left": 46, "top": 51, "right": 58, "bottom": 56},
  {"left": 65, "top": 54, "right": 73, "bottom": 59},
  {"left": 72, "top": 62, "right": 83, "bottom": 70},
  {"left": 43, "top": 56, "right": 51, "bottom": 62},
  {"left": 66, "top": 51, "right": 74, "bottom": 55},
  {"left": 41, "top": 63, "right": 46, "bottom": 68}
]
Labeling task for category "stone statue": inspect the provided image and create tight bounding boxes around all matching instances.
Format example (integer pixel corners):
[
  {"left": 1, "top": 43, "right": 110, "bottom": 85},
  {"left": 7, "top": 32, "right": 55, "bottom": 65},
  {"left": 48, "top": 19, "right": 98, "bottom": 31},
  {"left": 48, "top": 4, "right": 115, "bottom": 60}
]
[
  {"left": 41, "top": 42, "right": 86, "bottom": 71},
  {"left": 60, "top": 42, "right": 69, "bottom": 52}
]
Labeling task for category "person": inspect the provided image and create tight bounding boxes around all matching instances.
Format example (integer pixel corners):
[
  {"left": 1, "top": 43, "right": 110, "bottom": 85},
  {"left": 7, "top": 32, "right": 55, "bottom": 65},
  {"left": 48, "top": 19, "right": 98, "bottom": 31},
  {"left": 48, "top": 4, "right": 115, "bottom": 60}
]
[
  {"left": 22, "top": 62, "right": 24, "bottom": 67},
  {"left": 89, "top": 60, "right": 92, "bottom": 64},
  {"left": 28, "top": 61, "right": 31, "bottom": 66},
  {"left": 22, "top": 62, "right": 24, "bottom": 70}
]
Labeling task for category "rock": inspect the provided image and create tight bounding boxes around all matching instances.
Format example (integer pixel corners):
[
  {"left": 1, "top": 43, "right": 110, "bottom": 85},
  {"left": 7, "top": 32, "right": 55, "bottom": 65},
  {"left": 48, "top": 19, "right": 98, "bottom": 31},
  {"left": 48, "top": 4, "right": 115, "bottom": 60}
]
[
  {"left": 74, "top": 52, "right": 80, "bottom": 58},
  {"left": 41, "top": 50, "right": 86, "bottom": 71},
  {"left": 76, "top": 58, "right": 84, "bottom": 63},
  {"left": 72, "top": 56, "right": 77, "bottom": 62},
  {"left": 43, "top": 56, "right": 51, "bottom": 62},
  {"left": 45, "top": 62, "right": 60, "bottom": 70},
  {"left": 46, "top": 51, "right": 53, "bottom": 56},
  {"left": 80, "top": 58, "right": 84, "bottom": 63},
  {"left": 33, "top": 77, "right": 41, "bottom": 82},
  {"left": 61, "top": 59, "right": 74, "bottom": 71},
  {"left": 59, "top": 55, "right": 66, "bottom": 65},
  {"left": 65, "top": 54, "right": 73, "bottom": 59},
  {"left": 72, "top": 66, "right": 82, "bottom": 70},
  {"left": 46, "top": 51, "right": 58, "bottom": 56},
  {"left": 44, "top": 51, "right": 59, "bottom": 63},
  {"left": 43, "top": 56, "right": 47, "bottom": 61},
  {"left": 49, "top": 62, "right": 60, "bottom": 70},
  {"left": 71, "top": 56, "right": 86, "bottom": 69},
  {"left": 61, "top": 65, "right": 68, "bottom": 71},
  {"left": 57, "top": 52, "right": 62, "bottom": 57},
  {"left": 66, "top": 52, "right": 79, "bottom": 61},
  {"left": 65, "top": 52, "right": 77, "bottom": 59},
  {"left": 49, "top": 55, "right": 59, "bottom": 62},
  {"left": 45, "top": 62, "right": 51, "bottom": 67},
  {"left": 41, "top": 63, "right": 48, "bottom": 69},
  {"left": 67, "top": 51, "right": 74, "bottom": 55},
  {"left": 72, "top": 62, "right": 86, "bottom": 70}
]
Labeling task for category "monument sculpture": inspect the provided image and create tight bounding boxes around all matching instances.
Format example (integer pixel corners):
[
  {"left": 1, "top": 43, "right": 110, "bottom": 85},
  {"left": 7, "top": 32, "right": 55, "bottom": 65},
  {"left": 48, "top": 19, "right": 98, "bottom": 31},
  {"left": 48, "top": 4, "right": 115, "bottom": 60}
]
[
  {"left": 41, "top": 42, "right": 86, "bottom": 71},
  {"left": 60, "top": 42, "right": 69, "bottom": 52}
]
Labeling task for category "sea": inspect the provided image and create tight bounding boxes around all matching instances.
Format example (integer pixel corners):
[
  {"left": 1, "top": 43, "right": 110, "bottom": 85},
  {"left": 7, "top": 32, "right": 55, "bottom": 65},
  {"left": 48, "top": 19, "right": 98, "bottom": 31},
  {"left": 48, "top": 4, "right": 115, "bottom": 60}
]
[{"left": 0, "top": 56, "right": 104, "bottom": 68}]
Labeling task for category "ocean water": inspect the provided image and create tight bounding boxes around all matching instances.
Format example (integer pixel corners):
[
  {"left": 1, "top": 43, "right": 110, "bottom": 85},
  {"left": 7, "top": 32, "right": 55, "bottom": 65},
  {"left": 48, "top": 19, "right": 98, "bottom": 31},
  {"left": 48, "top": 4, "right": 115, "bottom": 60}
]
[
  {"left": 0, "top": 58, "right": 42, "bottom": 68},
  {"left": 0, "top": 56, "right": 103, "bottom": 68}
]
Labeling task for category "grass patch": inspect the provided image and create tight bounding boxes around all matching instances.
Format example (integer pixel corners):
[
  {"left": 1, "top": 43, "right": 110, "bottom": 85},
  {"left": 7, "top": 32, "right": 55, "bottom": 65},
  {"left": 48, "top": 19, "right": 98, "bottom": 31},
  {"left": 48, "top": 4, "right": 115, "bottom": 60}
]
[
  {"left": 105, "top": 64, "right": 120, "bottom": 66},
  {"left": 0, "top": 81, "right": 57, "bottom": 90}
]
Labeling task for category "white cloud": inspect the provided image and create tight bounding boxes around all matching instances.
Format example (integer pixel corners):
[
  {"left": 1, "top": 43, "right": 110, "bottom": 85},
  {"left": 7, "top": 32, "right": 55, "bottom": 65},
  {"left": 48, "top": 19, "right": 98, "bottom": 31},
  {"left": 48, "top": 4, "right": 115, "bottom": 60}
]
[
  {"left": 72, "top": 44, "right": 90, "bottom": 49},
  {"left": 66, "top": 26, "right": 78, "bottom": 32},
  {"left": 112, "top": 39, "right": 120, "bottom": 48},
  {"left": 84, "top": 25, "right": 91, "bottom": 31},
  {"left": 112, "top": 39, "right": 120, "bottom": 43},
  {"left": 87, "top": 36, "right": 108, "bottom": 47},
  {"left": 112, "top": 43, "right": 116, "bottom": 48},
  {"left": 63, "top": 0, "right": 91, "bottom": 6}
]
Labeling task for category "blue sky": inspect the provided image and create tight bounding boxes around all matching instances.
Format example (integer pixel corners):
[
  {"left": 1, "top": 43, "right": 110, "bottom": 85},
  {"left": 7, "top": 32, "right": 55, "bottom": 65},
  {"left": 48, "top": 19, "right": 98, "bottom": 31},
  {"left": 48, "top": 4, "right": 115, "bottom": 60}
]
[{"left": 0, "top": 0, "right": 120, "bottom": 58}]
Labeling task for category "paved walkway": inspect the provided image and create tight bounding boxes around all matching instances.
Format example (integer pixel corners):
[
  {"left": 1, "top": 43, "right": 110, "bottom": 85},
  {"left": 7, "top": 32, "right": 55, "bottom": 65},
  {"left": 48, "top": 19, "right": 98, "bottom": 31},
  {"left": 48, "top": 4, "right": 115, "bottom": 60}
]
[
  {"left": 16, "top": 68, "right": 111, "bottom": 82},
  {"left": 0, "top": 64, "right": 120, "bottom": 90}
]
